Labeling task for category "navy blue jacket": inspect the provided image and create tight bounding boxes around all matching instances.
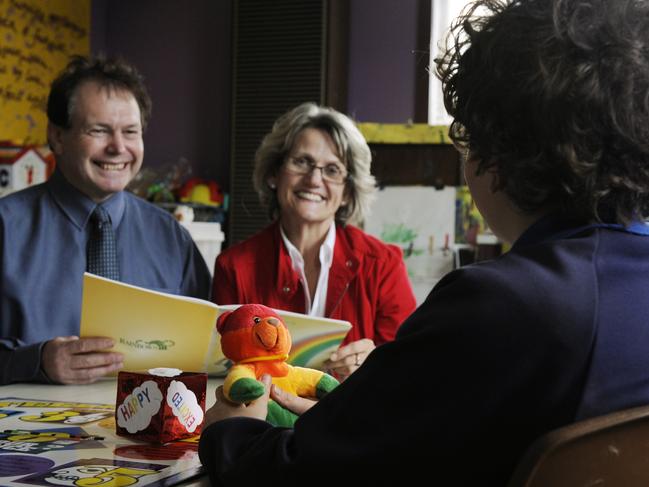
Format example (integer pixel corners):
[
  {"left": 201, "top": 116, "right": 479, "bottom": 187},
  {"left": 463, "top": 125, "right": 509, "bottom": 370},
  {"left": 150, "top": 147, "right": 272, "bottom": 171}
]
[{"left": 198, "top": 216, "right": 649, "bottom": 486}]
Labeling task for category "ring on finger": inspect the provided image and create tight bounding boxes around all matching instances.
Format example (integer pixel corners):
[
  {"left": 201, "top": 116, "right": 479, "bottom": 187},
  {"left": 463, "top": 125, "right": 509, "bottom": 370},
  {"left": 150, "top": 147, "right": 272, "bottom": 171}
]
[{"left": 354, "top": 353, "right": 361, "bottom": 366}]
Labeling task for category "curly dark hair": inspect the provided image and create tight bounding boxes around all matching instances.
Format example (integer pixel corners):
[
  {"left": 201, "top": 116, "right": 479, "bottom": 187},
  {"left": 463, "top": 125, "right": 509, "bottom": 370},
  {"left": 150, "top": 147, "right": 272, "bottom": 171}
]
[
  {"left": 47, "top": 55, "right": 152, "bottom": 130},
  {"left": 436, "top": 0, "right": 649, "bottom": 224}
]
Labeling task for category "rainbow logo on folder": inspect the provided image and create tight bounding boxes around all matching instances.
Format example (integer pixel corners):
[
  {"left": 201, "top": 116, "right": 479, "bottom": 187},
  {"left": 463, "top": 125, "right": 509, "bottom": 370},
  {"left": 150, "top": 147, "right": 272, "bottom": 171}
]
[{"left": 289, "top": 331, "right": 349, "bottom": 368}]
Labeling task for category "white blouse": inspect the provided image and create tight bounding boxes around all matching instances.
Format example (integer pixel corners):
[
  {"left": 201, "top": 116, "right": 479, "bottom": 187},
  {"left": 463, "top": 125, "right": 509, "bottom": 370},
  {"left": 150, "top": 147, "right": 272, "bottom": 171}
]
[{"left": 280, "top": 223, "right": 336, "bottom": 317}]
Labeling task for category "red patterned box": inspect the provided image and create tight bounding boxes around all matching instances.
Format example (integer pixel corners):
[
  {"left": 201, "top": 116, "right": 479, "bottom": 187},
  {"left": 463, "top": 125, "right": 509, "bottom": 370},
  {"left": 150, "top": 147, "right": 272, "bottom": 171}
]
[{"left": 115, "top": 368, "right": 207, "bottom": 443}]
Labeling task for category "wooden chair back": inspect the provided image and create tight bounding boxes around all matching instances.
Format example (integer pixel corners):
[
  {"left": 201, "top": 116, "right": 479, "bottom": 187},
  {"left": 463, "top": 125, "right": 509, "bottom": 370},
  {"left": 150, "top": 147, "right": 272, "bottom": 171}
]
[{"left": 508, "top": 405, "right": 649, "bottom": 487}]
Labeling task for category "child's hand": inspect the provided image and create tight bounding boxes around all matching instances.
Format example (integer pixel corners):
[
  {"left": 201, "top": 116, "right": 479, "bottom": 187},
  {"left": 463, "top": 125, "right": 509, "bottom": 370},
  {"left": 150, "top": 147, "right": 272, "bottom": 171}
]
[
  {"left": 270, "top": 383, "right": 317, "bottom": 416},
  {"left": 204, "top": 375, "right": 272, "bottom": 427}
]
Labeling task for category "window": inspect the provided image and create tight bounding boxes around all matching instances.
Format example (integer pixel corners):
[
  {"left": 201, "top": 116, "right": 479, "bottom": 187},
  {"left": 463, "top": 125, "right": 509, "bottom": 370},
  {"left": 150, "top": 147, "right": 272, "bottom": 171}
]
[{"left": 428, "top": 0, "right": 472, "bottom": 125}]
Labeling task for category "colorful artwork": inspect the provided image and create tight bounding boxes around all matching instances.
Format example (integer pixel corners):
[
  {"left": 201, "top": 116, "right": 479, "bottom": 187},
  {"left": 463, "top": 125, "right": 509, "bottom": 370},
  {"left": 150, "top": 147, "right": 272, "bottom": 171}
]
[
  {"left": 18, "top": 458, "right": 165, "bottom": 487},
  {"left": 455, "top": 186, "right": 486, "bottom": 245},
  {"left": 0, "top": 427, "right": 103, "bottom": 454},
  {"left": 364, "top": 186, "right": 457, "bottom": 304},
  {"left": 0, "top": 398, "right": 202, "bottom": 487},
  {"left": 0, "top": 409, "right": 22, "bottom": 419},
  {"left": 19, "top": 410, "right": 112, "bottom": 426}
]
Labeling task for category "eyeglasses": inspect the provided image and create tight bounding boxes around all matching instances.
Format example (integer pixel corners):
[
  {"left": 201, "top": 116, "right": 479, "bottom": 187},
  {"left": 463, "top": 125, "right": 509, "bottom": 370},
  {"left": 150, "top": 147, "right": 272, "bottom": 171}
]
[{"left": 283, "top": 156, "right": 349, "bottom": 184}]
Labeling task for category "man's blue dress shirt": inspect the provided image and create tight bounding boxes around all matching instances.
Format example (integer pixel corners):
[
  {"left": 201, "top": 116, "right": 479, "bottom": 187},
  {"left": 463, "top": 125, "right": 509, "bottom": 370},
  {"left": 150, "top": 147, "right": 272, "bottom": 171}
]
[{"left": 0, "top": 171, "right": 212, "bottom": 384}]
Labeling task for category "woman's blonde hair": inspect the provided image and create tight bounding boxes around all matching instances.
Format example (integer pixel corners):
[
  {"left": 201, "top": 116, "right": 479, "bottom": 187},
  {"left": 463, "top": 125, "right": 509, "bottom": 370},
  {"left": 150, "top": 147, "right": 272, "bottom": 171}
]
[{"left": 253, "top": 102, "right": 376, "bottom": 225}]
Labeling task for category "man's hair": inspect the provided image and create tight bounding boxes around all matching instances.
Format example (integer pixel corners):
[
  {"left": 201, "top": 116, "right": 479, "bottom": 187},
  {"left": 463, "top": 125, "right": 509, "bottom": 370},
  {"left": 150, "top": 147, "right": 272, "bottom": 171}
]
[
  {"left": 436, "top": 0, "right": 649, "bottom": 224},
  {"left": 47, "top": 55, "right": 152, "bottom": 130},
  {"left": 253, "top": 102, "right": 376, "bottom": 225}
]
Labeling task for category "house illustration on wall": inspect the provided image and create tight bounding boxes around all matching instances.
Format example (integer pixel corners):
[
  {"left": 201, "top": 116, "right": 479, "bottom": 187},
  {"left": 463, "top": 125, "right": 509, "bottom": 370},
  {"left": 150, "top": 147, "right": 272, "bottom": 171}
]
[{"left": 0, "top": 147, "right": 48, "bottom": 197}]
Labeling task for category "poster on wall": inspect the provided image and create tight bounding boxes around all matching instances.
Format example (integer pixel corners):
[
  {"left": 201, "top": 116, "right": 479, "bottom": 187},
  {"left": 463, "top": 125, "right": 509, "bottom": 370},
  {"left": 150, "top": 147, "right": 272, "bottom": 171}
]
[
  {"left": 0, "top": 0, "right": 90, "bottom": 144},
  {"left": 364, "top": 185, "right": 456, "bottom": 304}
]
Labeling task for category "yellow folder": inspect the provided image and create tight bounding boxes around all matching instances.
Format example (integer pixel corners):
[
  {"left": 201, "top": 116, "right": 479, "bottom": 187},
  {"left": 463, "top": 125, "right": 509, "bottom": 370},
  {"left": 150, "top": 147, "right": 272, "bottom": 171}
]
[{"left": 79, "top": 273, "right": 351, "bottom": 375}]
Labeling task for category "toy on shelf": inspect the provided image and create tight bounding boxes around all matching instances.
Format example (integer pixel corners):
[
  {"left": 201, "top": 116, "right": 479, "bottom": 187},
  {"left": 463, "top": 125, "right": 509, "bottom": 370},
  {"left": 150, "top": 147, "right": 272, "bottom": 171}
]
[
  {"left": 178, "top": 178, "right": 224, "bottom": 207},
  {"left": 175, "top": 178, "right": 228, "bottom": 223},
  {"left": 173, "top": 204, "right": 195, "bottom": 223},
  {"left": 217, "top": 304, "right": 339, "bottom": 427},
  {"left": 0, "top": 142, "right": 50, "bottom": 197},
  {"left": 127, "top": 158, "right": 228, "bottom": 223},
  {"left": 127, "top": 157, "right": 192, "bottom": 203},
  {"left": 115, "top": 367, "right": 207, "bottom": 443}
]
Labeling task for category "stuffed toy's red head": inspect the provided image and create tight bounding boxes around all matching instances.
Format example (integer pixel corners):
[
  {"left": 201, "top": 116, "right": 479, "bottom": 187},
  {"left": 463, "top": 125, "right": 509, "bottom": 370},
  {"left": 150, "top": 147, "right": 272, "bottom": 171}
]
[
  {"left": 216, "top": 304, "right": 292, "bottom": 364},
  {"left": 215, "top": 304, "right": 340, "bottom": 427}
]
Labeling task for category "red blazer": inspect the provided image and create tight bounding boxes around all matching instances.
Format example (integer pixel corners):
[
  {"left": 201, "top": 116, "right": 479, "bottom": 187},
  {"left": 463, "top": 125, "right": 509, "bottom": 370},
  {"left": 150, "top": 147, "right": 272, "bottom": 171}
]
[{"left": 212, "top": 222, "right": 416, "bottom": 346}]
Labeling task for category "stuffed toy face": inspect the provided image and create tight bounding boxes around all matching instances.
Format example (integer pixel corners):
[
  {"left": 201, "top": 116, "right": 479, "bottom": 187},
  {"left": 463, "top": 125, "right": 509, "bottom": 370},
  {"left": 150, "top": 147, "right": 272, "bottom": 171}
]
[
  {"left": 217, "top": 304, "right": 292, "bottom": 363},
  {"left": 216, "top": 304, "right": 339, "bottom": 427}
]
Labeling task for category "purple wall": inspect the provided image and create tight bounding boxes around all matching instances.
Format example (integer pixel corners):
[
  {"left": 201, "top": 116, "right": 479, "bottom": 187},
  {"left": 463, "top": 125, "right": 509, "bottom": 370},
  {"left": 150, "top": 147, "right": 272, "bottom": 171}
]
[
  {"left": 91, "top": 0, "right": 232, "bottom": 187},
  {"left": 347, "top": 0, "right": 420, "bottom": 123},
  {"left": 91, "top": 0, "right": 422, "bottom": 187}
]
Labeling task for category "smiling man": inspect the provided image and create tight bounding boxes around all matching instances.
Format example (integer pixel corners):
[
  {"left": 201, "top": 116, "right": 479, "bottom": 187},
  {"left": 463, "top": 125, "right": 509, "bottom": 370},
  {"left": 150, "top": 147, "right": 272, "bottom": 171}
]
[{"left": 0, "top": 56, "right": 211, "bottom": 385}]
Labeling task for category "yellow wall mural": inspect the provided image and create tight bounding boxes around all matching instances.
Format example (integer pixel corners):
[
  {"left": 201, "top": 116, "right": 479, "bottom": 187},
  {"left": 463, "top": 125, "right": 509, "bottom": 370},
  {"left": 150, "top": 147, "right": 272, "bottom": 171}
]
[{"left": 0, "top": 0, "right": 90, "bottom": 145}]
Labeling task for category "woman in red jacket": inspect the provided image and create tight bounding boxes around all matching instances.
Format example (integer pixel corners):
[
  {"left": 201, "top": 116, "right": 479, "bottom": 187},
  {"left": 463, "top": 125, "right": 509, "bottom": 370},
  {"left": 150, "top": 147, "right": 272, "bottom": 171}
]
[{"left": 212, "top": 102, "right": 416, "bottom": 379}]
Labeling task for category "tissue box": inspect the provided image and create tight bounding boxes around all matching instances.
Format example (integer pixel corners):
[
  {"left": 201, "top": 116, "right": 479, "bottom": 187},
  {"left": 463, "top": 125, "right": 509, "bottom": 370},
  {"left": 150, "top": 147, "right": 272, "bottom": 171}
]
[{"left": 115, "top": 368, "right": 207, "bottom": 443}]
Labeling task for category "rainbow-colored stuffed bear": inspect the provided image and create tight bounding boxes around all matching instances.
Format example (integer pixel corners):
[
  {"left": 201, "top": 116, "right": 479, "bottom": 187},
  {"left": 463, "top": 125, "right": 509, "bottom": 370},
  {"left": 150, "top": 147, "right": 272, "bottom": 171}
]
[{"left": 217, "top": 303, "right": 339, "bottom": 427}]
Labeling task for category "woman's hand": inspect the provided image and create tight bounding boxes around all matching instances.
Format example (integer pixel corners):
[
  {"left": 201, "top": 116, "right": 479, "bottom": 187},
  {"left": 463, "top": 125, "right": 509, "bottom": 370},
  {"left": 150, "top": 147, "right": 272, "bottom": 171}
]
[
  {"left": 204, "top": 375, "right": 271, "bottom": 428},
  {"left": 324, "top": 338, "right": 375, "bottom": 381}
]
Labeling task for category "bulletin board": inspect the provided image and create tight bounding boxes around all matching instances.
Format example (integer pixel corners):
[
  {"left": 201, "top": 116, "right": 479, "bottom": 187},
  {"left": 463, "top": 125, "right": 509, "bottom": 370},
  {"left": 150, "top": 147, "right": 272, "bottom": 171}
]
[{"left": 0, "top": 0, "right": 90, "bottom": 145}]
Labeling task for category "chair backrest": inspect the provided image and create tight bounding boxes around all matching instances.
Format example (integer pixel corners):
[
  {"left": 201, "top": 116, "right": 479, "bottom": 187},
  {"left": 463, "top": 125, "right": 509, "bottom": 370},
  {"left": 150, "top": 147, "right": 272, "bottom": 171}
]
[{"left": 507, "top": 404, "right": 649, "bottom": 487}]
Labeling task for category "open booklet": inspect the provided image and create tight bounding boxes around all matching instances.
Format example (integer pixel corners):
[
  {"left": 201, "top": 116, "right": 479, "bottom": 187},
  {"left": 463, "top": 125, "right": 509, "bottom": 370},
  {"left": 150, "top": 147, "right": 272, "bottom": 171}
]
[{"left": 79, "top": 273, "right": 352, "bottom": 376}]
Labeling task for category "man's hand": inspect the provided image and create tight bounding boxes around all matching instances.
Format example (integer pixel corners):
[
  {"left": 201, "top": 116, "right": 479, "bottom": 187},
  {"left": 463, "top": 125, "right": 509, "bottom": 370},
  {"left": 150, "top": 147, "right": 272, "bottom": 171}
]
[
  {"left": 41, "top": 336, "right": 123, "bottom": 384},
  {"left": 324, "top": 338, "right": 375, "bottom": 381},
  {"left": 204, "top": 375, "right": 271, "bottom": 429}
]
